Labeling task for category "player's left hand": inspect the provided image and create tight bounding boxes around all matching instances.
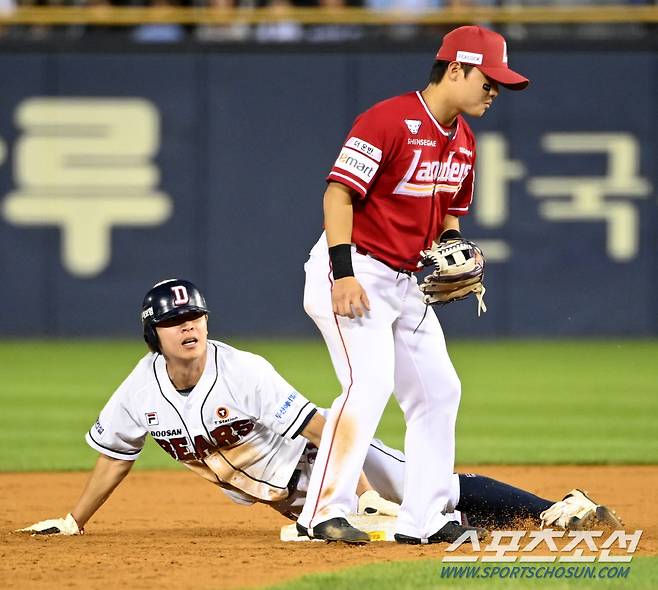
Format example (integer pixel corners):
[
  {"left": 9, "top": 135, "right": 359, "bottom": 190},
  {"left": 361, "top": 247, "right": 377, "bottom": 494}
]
[
  {"left": 418, "top": 239, "right": 487, "bottom": 316},
  {"left": 358, "top": 490, "right": 400, "bottom": 517},
  {"left": 16, "top": 513, "right": 83, "bottom": 535}
]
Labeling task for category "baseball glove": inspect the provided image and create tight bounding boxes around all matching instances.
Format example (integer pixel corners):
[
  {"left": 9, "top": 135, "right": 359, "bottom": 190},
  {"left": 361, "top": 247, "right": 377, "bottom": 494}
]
[{"left": 418, "top": 239, "right": 487, "bottom": 316}]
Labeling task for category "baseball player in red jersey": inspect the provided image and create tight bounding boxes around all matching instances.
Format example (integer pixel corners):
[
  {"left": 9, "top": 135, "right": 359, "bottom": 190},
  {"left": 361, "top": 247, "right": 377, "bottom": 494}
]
[
  {"left": 18, "top": 279, "right": 622, "bottom": 538},
  {"left": 297, "top": 26, "right": 530, "bottom": 544}
]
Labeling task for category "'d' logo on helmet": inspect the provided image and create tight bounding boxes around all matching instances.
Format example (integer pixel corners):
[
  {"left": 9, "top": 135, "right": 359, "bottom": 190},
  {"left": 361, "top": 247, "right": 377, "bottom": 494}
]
[{"left": 171, "top": 285, "right": 189, "bottom": 306}]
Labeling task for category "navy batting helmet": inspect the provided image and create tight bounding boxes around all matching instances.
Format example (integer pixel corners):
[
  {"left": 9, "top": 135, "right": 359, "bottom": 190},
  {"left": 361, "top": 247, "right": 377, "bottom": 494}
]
[{"left": 141, "top": 279, "right": 209, "bottom": 353}]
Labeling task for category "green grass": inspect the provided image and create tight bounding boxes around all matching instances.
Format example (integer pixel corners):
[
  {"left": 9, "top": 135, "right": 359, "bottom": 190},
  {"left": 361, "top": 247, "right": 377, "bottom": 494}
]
[
  {"left": 253, "top": 557, "right": 658, "bottom": 590},
  {"left": 0, "top": 339, "right": 656, "bottom": 471}
]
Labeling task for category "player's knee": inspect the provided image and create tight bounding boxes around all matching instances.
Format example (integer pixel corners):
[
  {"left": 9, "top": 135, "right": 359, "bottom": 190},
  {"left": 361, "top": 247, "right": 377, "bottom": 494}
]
[
  {"left": 348, "top": 374, "right": 395, "bottom": 405},
  {"left": 377, "top": 372, "right": 396, "bottom": 396},
  {"left": 359, "top": 376, "right": 395, "bottom": 399},
  {"left": 447, "top": 373, "right": 461, "bottom": 405},
  {"left": 450, "top": 371, "right": 461, "bottom": 396},
  {"left": 431, "top": 371, "right": 461, "bottom": 407}
]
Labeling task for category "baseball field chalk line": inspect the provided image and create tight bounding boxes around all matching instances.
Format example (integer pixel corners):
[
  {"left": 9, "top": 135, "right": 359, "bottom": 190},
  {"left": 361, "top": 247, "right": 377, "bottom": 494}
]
[{"left": 280, "top": 515, "right": 397, "bottom": 542}]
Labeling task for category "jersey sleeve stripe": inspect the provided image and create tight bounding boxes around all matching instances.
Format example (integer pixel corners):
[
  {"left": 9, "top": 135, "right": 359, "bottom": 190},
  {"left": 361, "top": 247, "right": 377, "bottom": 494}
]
[
  {"left": 85, "top": 431, "right": 141, "bottom": 461},
  {"left": 291, "top": 407, "right": 317, "bottom": 439},
  {"left": 281, "top": 400, "right": 311, "bottom": 437},
  {"left": 327, "top": 172, "right": 368, "bottom": 196},
  {"left": 281, "top": 401, "right": 316, "bottom": 438}
]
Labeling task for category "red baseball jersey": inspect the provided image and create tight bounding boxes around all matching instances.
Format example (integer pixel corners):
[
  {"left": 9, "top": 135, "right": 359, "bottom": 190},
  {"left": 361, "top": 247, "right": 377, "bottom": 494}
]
[{"left": 327, "top": 91, "right": 477, "bottom": 272}]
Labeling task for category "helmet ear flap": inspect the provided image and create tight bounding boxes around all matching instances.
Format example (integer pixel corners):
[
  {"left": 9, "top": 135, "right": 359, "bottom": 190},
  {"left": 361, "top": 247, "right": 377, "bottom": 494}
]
[{"left": 144, "top": 323, "right": 161, "bottom": 354}]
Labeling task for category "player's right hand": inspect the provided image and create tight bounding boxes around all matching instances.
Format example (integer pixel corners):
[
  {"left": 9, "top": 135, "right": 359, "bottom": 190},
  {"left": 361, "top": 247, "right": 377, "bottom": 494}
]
[
  {"left": 16, "top": 513, "right": 82, "bottom": 536},
  {"left": 332, "top": 277, "right": 371, "bottom": 319}
]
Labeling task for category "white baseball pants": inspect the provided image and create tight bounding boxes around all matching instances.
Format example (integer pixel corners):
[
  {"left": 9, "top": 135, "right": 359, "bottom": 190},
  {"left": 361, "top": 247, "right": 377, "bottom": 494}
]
[
  {"left": 297, "top": 233, "right": 462, "bottom": 539},
  {"left": 269, "top": 434, "right": 461, "bottom": 523}
]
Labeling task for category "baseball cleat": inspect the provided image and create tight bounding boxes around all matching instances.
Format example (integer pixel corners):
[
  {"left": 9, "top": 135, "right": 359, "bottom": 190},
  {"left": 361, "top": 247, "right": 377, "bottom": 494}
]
[
  {"left": 540, "top": 489, "right": 624, "bottom": 530},
  {"left": 296, "top": 517, "right": 370, "bottom": 544},
  {"left": 394, "top": 521, "right": 488, "bottom": 545}
]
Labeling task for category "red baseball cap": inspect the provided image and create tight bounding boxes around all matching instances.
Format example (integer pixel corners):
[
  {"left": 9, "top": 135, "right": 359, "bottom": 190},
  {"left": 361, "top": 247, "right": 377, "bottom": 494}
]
[{"left": 436, "top": 25, "right": 529, "bottom": 91}]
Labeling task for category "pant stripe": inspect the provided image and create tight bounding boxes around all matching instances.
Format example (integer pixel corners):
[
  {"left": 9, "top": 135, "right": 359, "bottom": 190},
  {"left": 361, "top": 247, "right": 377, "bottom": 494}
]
[{"left": 307, "top": 262, "right": 355, "bottom": 526}]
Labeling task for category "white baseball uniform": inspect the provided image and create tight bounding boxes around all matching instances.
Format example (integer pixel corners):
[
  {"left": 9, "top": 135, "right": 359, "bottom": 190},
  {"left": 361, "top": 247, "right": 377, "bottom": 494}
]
[
  {"left": 85, "top": 339, "right": 460, "bottom": 519},
  {"left": 298, "top": 91, "right": 475, "bottom": 539}
]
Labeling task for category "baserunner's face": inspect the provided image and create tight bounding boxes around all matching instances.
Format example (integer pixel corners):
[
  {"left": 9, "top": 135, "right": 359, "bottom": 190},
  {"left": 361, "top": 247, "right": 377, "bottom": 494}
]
[
  {"left": 457, "top": 66, "right": 499, "bottom": 117},
  {"left": 156, "top": 313, "right": 208, "bottom": 361}
]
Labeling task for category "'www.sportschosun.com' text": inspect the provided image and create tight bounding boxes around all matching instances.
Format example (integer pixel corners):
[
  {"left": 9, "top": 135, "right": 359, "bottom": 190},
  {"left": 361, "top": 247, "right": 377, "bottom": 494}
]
[{"left": 440, "top": 564, "right": 631, "bottom": 580}]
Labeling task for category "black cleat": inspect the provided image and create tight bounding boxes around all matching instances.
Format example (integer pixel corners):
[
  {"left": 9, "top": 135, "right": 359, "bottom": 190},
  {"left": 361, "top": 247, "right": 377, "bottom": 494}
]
[
  {"left": 394, "top": 520, "right": 488, "bottom": 545},
  {"left": 296, "top": 517, "right": 370, "bottom": 544}
]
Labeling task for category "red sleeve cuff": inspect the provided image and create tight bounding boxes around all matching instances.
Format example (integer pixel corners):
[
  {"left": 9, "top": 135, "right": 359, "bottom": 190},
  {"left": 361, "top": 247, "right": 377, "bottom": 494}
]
[{"left": 327, "top": 172, "right": 368, "bottom": 198}]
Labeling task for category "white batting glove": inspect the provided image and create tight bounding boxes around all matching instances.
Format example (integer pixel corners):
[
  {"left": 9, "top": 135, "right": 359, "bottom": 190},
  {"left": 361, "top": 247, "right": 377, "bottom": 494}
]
[
  {"left": 358, "top": 490, "right": 400, "bottom": 517},
  {"left": 16, "top": 513, "right": 82, "bottom": 536}
]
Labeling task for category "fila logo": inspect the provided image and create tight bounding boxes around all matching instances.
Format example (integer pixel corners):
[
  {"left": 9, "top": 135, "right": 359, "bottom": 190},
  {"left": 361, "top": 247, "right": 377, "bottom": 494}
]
[
  {"left": 145, "top": 412, "right": 159, "bottom": 426},
  {"left": 405, "top": 119, "right": 422, "bottom": 135},
  {"left": 171, "top": 285, "right": 189, "bottom": 306}
]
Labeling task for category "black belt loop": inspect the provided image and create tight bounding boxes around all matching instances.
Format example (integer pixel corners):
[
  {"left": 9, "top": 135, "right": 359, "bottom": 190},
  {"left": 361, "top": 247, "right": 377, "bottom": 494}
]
[{"left": 355, "top": 245, "right": 412, "bottom": 276}]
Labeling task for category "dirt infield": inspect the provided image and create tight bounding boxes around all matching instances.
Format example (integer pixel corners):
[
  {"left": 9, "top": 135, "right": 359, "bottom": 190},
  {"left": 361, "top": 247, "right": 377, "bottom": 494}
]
[{"left": 2, "top": 466, "right": 656, "bottom": 589}]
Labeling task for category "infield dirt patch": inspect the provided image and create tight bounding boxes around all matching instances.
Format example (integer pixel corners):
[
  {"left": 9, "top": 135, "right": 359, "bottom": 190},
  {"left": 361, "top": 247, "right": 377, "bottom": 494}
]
[{"left": 2, "top": 465, "right": 655, "bottom": 589}]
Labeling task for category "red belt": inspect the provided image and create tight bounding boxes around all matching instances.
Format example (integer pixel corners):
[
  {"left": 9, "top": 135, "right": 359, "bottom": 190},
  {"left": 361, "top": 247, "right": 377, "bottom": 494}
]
[{"left": 354, "top": 246, "right": 412, "bottom": 276}]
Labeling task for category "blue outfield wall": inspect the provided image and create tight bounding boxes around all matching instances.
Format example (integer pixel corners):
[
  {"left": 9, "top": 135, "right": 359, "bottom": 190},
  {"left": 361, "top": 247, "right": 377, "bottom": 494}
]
[{"left": 0, "top": 46, "right": 656, "bottom": 337}]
